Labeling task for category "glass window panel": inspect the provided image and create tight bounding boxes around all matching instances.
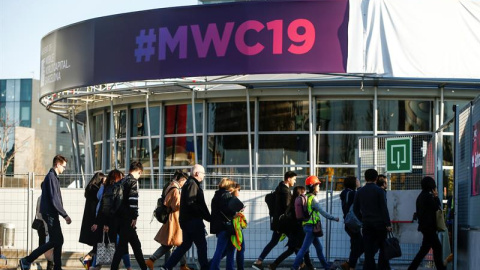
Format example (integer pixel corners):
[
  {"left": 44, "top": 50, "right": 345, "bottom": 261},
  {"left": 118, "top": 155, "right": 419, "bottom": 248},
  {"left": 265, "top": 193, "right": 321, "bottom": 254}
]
[
  {"left": 20, "top": 79, "right": 32, "bottom": 101},
  {"left": 113, "top": 110, "right": 127, "bottom": 138},
  {"left": 444, "top": 100, "right": 469, "bottom": 132},
  {"left": 164, "top": 136, "right": 202, "bottom": 166},
  {"left": 137, "top": 170, "right": 153, "bottom": 189},
  {"left": 131, "top": 108, "right": 147, "bottom": 137},
  {"left": 443, "top": 169, "right": 454, "bottom": 197},
  {"left": 316, "top": 134, "right": 359, "bottom": 165},
  {"left": 93, "top": 114, "right": 103, "bottom": 142},
  {"left": 0, "top": 80, "right": 6, "bottom": 102},
  {"left": 20, "top": 102, "right": 31, "bottom": 127},
  {"left": 109, "top": 140, "right": 126, "bottom": 170},
  {"left": 206, "top": 167, "right": 252, "bottom": 190},
  {"left": 165, "top": 103, "right": 203, "bottom": 134},
  {"left": 149, "top": 107, "right": 160, "bottom": 136},
  {"left": 378, "top": 100, "right": 433, "bottom": 131},
  {"left": 5, "top": 80, "right": 15, "bottom": 101},
  {"left": 257, "top": 167, "right": 308, "bottom": 190},
  {"left": 443, "top": 135, "right": 454, "bottom": 166},
  {"left": 258, "top": 134, "right": 309, "bottom": 165},
  {"left": 130, "top": 138, "right": 151, "bottom": 165},
  {"left": 317, "top": 100, "right": 373, "bottom": 131},
  {"left": 315, "top": 167, "right": 357, "bottom": 191},
  {"left": 94, "top": 144, "right": 102, "bottom": 171},
  {"left": 208, "top": 102, "right": 253, "bottom": 132},
  {"left": 207, "top": 135, "right": 251, "bottom": 165},
  {"left": 259, "top": 101, "right": 309, "bottom": 131},
  {"left": 151, "top": 138, "right": 160, "bottom": 168}
]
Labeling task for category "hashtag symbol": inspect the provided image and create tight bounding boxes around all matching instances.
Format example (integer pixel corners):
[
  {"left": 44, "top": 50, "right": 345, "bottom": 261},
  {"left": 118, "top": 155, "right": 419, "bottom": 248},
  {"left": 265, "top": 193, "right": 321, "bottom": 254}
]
[{"left": 134, "top": 29, "right": 156, "bottom": 63}]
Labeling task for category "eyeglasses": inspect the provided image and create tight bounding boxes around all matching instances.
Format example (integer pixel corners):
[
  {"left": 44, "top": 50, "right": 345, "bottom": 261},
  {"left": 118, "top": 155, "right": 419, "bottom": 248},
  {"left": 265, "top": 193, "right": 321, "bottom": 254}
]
[{"left": 60, "top": 164, "right": 67, "bottom": 169}]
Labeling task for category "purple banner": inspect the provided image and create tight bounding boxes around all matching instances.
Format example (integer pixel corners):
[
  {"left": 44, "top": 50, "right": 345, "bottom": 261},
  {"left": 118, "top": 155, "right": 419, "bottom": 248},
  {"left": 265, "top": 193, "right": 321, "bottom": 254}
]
[{"left": 40, "top": 0, "right": 349, "bottom": 95}]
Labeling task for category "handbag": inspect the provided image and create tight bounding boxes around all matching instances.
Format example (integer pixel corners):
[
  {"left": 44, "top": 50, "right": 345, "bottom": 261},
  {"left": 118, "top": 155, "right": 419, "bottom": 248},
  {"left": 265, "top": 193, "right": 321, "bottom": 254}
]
[
  {"left": 96, "top": 233, "right": 115, "bottom": 265},
  {"left": 313, "top": 220, "right": 323, "bottom": 237},
  {"left": 384, "top": 232, "right": 402, "bottom": 260},
  {"left": 436, "top": 209, "right": 447, "bottom": 232},
  {"left": 32, "top": 219, "right": 44, "bottom": 230}
]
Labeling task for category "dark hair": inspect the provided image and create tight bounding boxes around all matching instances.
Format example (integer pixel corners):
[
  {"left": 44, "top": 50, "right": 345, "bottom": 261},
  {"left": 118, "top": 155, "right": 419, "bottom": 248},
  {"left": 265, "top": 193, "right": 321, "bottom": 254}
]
[
  {"left": 376, "top": 177, "right": 387, "bottom": 187},
  {"left": 52, "top": 155, "right": 67, "bottom": 167},
  {"left": 88, "top": 172, "right": 106, "bottom": 187},
  {"left": 307, "top": 184, "right": 316, "bottom": 194},
  {"left": 129, "top": 161, "right": 143, "bottom": 173},
  {"left": 421, "top": 176, "right": 436, "bottom": 191},
  {"left": 344, "top": 176, "right": 357, "bottom": 190},
  {"left": 284, "top": 171, "right": 297, "bottom": 181},
  {"left": 234, "top": 183, "right": 241, "bottom": 190},
  {"left": 365, "top": 168, "right": 378, "bottom": 182},
  {"left": 173, "top": 170, "right": 189, "bottom": 181},
  {"left": 106, "top": 169, "right": 124, "bottom": 186},
  {"left": 292, "top": 186, "right": 306, "bottom": 204}
]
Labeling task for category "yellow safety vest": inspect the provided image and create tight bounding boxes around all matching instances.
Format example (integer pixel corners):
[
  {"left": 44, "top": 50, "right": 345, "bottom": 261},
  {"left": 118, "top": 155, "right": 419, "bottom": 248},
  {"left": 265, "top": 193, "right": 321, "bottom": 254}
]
[{"left": 302, "top": 193, "right": 320, "bottom": 226}]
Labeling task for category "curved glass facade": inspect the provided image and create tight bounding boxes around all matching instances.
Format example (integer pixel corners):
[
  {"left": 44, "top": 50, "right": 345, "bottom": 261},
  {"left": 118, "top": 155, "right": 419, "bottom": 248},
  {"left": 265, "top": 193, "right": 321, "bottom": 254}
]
[{"left": 86, "top": 90, "right": 467, "bottom": 190}]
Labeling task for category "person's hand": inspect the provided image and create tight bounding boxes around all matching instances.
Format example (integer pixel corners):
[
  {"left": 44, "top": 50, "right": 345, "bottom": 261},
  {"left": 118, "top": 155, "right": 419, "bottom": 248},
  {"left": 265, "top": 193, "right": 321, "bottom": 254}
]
[
  {"left": 432, "top": 189, "right": 438, "bottom": 197},
  {"left": 386, "top": 226, "right": 393, "bottom": 232},
  {"left": 103, "top": 225, "right": 109, "bottom": 232},
  {"left": 335, "top": 217, "right": 340, "bottom": 222},
  {"left": 65, "top": 216, "right": 72, "bottom": 225},
  {"left": 131, "top": 219, "right": 137, "bottom": 228},
  {"left": 91, "top": 224, "right": 98, "bottom": 232}
]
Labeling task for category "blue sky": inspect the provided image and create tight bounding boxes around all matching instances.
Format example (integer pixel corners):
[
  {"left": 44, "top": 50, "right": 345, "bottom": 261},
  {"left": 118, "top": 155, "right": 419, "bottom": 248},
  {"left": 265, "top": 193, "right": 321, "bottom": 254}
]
[{"left": 0, "top": 0, "right": 197, "bottom": 80}]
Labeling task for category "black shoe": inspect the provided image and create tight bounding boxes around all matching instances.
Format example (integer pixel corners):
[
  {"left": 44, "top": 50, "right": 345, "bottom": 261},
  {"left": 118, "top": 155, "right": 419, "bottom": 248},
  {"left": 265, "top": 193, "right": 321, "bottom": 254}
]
[
  {"left": 19, "top": 258, "right": 31, "bottom": 270},
  {"left": 252, "top": 262, "right": 264, "bottom": 270}
]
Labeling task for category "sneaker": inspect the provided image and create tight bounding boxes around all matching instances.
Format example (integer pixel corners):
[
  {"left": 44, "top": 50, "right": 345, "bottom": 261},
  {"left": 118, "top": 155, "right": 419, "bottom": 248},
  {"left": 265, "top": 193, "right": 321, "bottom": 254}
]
[
  {"left": 19, "top": 258, "right": 31, "bottom": 270},
  {"left": 145, "top": 259, "right": 154, "bottom": 270},
  {"left": 252, "top": 262, "right": 264, "bottom": 270},
  {"left": 340, "top": 261, "right": 350, "bottom": 270}
]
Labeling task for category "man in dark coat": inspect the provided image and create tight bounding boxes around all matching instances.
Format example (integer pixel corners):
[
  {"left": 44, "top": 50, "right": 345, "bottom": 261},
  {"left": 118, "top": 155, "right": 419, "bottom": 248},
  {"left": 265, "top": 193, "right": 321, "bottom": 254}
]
[
  {"left": 79, "top": 172, "right": 105, "bottom": 261},
  {"left": 408, "top": 176, "right": 445, "bottom": 270},
  {"left": 252, "top": 171, "right": 297, "bottom": 270},
  {"left": 20, "top": 155, "right": 72, "bottom": 270}
]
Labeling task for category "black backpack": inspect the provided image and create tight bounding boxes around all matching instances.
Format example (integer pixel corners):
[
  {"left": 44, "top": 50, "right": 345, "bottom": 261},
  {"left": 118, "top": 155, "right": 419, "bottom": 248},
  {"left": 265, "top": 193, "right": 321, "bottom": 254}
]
[
  {"left": 154, "top": 186, "right": 178, "bottom": 223},
  {"left": 265, "top": 190, "right": 276, "bottom": 217},
  {"left": 100, "top": 178, "right": 126, "bottom": 217}
]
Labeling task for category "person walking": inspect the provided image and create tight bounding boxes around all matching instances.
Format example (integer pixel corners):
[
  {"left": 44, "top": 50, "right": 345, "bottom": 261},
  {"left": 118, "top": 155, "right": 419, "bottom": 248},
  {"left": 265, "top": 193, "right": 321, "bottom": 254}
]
[
  {"left": 252, "top": 171, "right": 297, "bottom": 270},
  {"left": 269, "top": 186, "right": 314, "bottom": 270},
  {"left": 32, "top": 195, "right": 54, "bottom": 270},
  {"left": 339, "top": 176, "right": 363, "bottom": 270},
  {"left": 79, "top": 172, "right": 105, "bottom": 267},
  {"left": 353, "top": 169, "right": 392, "bottom": 270},
  {"left": 291, "top": 176, "right": 339, "bottom": 270},
  {"left": 161, "top": 164, "right": 211, "bottom": 270},
  {"left": 209, "top": 178, "right": 244, "bottom": 270},
  {"left": 110, "top": 161, "right": 148, "bottom": 270},
  {"left": 19, "top": 155, "right": 72, "bottom": 270},
  {"left": 145, "top": 171, "right": 190, "bottom": 270},
  {"left": 408, "top": 176, "right": 446, "bottom": 270}
]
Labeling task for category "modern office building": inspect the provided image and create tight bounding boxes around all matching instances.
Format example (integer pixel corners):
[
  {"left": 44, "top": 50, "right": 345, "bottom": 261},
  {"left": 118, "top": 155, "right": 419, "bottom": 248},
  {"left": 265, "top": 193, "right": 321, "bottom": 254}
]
[{"left": 37, "top": 0, "right": 479, "bottom": 190}]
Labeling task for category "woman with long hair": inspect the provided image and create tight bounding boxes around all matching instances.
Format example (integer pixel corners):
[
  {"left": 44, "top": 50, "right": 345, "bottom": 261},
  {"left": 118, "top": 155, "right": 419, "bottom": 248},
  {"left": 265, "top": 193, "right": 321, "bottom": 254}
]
[{"left": 291, "top": 176, "right": 339, "bottom": 270}]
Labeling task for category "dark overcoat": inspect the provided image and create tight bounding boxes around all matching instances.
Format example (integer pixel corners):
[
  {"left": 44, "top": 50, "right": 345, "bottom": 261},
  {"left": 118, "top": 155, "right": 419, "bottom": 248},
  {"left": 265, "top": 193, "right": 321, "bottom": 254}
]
[{"left": 79, "top": 174, "right": 103, "bottom": 246}]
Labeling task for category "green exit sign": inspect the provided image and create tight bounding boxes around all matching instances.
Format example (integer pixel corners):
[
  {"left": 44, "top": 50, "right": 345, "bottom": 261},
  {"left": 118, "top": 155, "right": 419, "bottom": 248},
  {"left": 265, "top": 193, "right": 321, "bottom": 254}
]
[{"left": 386, "top": 138, "right": 412, "bottom": 173}]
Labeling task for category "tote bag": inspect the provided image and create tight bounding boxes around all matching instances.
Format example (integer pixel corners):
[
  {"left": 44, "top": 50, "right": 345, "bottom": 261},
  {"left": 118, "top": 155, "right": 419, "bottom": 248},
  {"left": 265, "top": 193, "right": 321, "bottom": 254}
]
[
  {"left": 96, "top": 233, "right": 115, "bottom": 265},
  {"left": 384, "top": 232, "right": 402, "bottom": 260}
]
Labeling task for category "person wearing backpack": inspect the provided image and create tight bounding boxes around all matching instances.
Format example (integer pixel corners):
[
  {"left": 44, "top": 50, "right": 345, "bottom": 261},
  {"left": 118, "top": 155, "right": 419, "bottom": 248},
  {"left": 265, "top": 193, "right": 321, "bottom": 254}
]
[
  {"left": 145, "top": 171, "right": 190, "bottom": 270},
  {"left": 110, "top": 161, "right": 148, "bottom": 270},
  {"left": 252, "top": 171, "right": 297, "bottom": 270},
  {"left": 161, "top": 164, "right": 211, "bottom": 270},
  {"left": 353, "top": 169, "right": 392, "bottom": 270},
  {"left": 291, "top": 176, "right": 339, "bottom": 270},
  {"left": 339, "top": 176, "right": 363, "bottom": 270},
  {"left": 269, "top": 186, "right": 314, "bottom": 270}
]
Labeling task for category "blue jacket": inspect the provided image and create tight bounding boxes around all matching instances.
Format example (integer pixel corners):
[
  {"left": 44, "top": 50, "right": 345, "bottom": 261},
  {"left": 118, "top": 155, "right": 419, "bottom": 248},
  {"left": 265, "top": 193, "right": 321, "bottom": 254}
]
[{"left": 40, "top": 169, "right": 68, "bottom": 218}]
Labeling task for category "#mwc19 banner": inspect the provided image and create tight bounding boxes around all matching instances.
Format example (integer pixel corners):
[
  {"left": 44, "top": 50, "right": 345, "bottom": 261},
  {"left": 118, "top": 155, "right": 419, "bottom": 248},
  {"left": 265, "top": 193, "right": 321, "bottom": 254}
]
[{"left": 40, "top": 0, "right": 349, "bottom": 95}]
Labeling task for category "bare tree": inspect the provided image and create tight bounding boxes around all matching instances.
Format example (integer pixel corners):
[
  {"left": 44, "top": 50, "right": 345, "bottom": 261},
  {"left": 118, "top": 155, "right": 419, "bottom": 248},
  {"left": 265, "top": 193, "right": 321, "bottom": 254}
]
[{"left": 0, "top": 113, "right": 29, "bottom": 187}]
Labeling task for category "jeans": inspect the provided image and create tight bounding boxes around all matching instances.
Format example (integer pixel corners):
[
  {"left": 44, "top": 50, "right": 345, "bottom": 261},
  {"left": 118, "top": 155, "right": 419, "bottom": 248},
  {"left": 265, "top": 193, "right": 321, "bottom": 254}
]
[
  {"left": 346, "top": 227, "right": 364, "bottom": 268},
  {"left": 111, "top": 220, "right": 147, "bottom": 270},
  {"left": 292, "top": 224, "right": 328, "bottom": 269},
  {"left": 164, "top": 218, "right": 209, "bottom": 270},
  {"left": 257, "top": 230, "right": 281, "bottom": 261},
  {"left": 26, "top": 214, "right": 63, "bottom": 270},
  {"left": 408, "top": 230, "right": 445, "bottom": 270},
  {"left": 150, "top": 245, "right": 187, "bottom": 265},
  {"left": 362, "top": 224, "right": 389, "bottom": 270},
  {"left": 221, "top": 237, "right": 245, "bottom": 270},
  {"left": 210, "top": 230, "right": 235, "bottom": 270}
]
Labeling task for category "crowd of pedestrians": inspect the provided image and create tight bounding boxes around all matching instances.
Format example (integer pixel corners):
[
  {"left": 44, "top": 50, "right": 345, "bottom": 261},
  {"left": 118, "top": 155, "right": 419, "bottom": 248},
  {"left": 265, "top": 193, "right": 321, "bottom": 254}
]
[{"left": 19, "top": 154, "right": 450, "bottom": 270}]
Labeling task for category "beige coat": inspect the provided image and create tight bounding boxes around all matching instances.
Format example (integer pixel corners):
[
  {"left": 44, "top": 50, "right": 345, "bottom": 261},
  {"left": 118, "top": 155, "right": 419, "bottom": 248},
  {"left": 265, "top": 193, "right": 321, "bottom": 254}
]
[{"left": 154, "top": 181, "right": 182, "bottom": 246}]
